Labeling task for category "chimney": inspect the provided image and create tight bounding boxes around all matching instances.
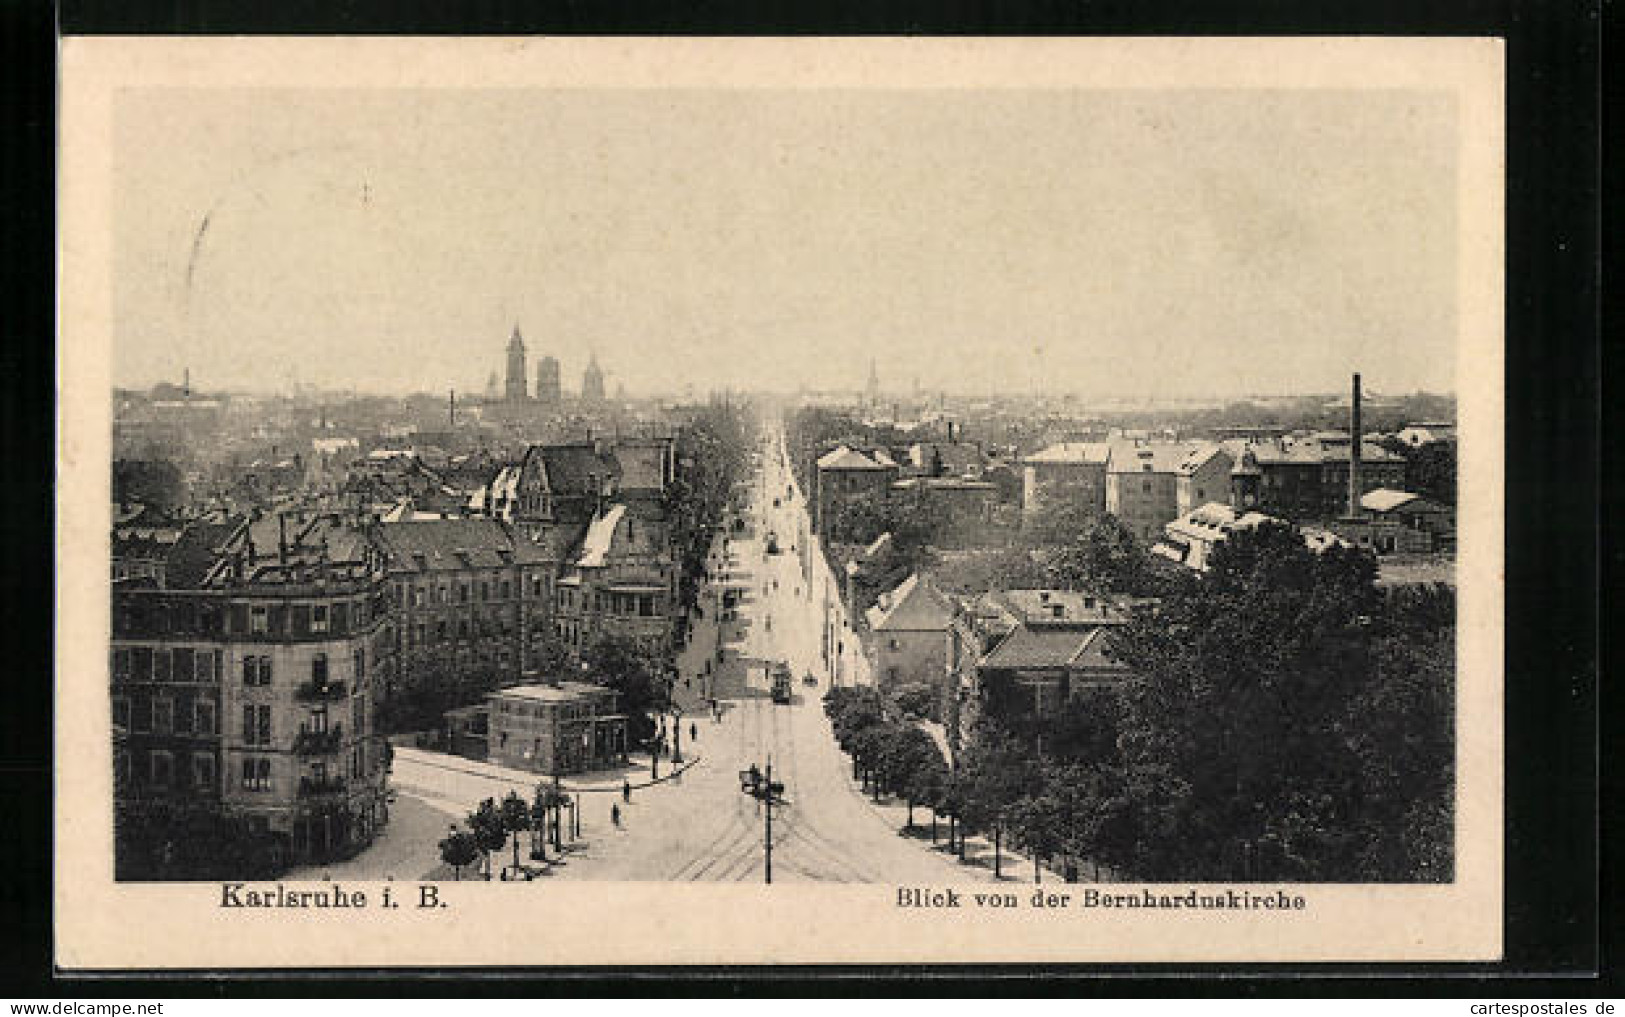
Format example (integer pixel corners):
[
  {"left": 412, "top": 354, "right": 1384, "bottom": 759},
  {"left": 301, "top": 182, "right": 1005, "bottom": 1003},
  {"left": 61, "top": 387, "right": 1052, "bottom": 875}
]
[
  {"left": 1348, "top": 372, "right": 1362, "bottom": 517},
  {"left": 449, "top": 389, "right": 457, "bottom": 427}
]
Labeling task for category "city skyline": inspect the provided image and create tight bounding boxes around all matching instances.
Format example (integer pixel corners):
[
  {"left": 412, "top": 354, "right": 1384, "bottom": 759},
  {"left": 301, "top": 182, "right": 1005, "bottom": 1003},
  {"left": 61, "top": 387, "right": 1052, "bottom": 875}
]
[{"left": 115, "top": 88, "right": 1458, "bottom": 401}]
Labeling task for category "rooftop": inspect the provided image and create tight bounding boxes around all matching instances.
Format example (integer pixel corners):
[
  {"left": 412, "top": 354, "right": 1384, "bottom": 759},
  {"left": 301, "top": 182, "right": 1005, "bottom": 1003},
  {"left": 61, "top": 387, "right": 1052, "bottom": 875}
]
[{"left": 492, "top": 680, "right": 618, "bottom": 704}]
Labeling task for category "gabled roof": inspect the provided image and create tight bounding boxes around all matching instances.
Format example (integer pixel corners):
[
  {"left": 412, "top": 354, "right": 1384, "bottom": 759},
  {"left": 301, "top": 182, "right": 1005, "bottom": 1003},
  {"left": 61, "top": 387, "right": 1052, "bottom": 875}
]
[
  {"left": 164, "top": 516, "right": 248, "bottom": 588},
  {"left": 817, "top": 445, "right": 890, "bottom": 471},
  {"left": 979, "top": 624, "right": 1123, "bottom": 672},
  {"left": 991, "top": 589, "right": 1126, "bottom": 626},
  {"left": 536, "top": 443, "right": 619, "bottom": 496},
  {"left": 864, "top": 572, "right": 956, "bottom": 632},
  {"left": 1106, "top": 441, "right": 1202, "bottom": 475},
  {"left": 377, "top": 518, "right": 548, "bottom": 571},
  {"left": 576, "top": 504, "right": 627, "bottom": 568}
]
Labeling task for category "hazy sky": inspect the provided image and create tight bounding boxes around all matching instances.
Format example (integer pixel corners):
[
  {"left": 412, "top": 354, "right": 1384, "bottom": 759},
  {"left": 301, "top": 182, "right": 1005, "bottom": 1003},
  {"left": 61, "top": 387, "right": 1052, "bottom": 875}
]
[{"left": 114, "top": 88, "right": 1457, "bottom": 399}]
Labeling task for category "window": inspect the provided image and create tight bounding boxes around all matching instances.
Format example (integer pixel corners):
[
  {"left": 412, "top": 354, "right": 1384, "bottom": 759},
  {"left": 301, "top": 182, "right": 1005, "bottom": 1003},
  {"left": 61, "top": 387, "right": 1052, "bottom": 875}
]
[
  {"left": 149, "top": 750, "right": 173, "bottom": 790},
  {"left": 112, "top": 648, "right": 131, "bottom": 681},
  {"left": 241, "top": 757, "right": 272, "bottom": 791},
  {"left": 312, "top": 604, "right": 330, "bottom": 633},
  {"left": 413, "top": 586, "right": 425, "bottom": 608},
  {"left": 250, "top": 605, "right": 269, "bottom": 634},
  {"left": 243, "top": 704, "right": 271, "bottom": 746},
  {"left": 112, "top": 695, "right": 130, "bottom": 730},
  {"left": 354, "top": 647, "right": 366, "bottom": 681},
  {"left": 502, "top": 580, "right": 513, "bottom": 600},
  {"left": 192, "top": 753, "right": 215, "bottom": 792},
  {"left": 130, "top": 647, "right": 152, "bottom": 681},
  {"left": 170, "top": 647, "right": 193, "bottom": 682},
  {"left": 242, "top": 655, "right": 272, "bottom": 686},
  {"left": 152, "top": 697, "right": 173, "bottom": 735},
  {"left": 197, "top": 650, "right": 218, "bottom": 683},
  {"left": 311, "top": 654, "right": 329, "bottom": 684},
  {"left": 152, "top": 648, "right": 172, "bottom": 682},
  {"left": 114, "top": 749, "right": 130, "bottom": 790},
  {"left": 194, "top": 699, "right": 216, "bottom": 736},
  {"left": 436, "top": 620, "right": 447, "bottom": 640},
  {"left": 309, "top": 705, "right": 328, "bottom": 734},
  {"left": 531, "top": 576, "right": 542, "bottom": 597},
  {"left": 479, "top": 582, "right": 489, "bottom": 601}
]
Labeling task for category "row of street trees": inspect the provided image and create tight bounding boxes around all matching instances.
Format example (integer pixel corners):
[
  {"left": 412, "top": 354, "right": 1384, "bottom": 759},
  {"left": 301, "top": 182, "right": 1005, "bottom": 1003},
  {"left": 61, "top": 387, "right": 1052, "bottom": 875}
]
[
  {"left": 830, "top": 515, "right": 1455, "bottom": 884},
  {"left": 665, "top": 402, "right": 756, "bottom": 618},
  {"left": 437, "top": 785, "right": 574, "bottom": 880}
]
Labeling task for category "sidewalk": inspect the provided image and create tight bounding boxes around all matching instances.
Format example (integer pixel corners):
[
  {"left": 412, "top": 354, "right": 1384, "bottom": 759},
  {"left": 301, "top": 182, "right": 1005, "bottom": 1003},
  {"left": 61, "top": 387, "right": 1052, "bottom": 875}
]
[{"left": 394, "top": 745, "right": 702, "bottom": 794}]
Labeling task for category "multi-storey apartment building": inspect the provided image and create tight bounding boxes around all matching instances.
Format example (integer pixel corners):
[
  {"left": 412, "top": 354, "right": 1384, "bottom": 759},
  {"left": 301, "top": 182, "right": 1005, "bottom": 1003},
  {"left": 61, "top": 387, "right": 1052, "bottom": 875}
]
[
  {"left": 1020, "top": 442, "right": 1110, "bottom": 525},
  {"left": 111, "top": 511, "right": 393, "bottom": 872},
  {"left": 376, "top": 518, "right": 560, "bottom": 680}
]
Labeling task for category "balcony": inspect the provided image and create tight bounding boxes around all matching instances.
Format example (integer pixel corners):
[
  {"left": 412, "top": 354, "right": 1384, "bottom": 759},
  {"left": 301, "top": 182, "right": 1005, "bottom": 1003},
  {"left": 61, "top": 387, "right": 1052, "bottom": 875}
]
[
  {"left": 298, "top": 775, "right": 347, "bottom": 797},
  {"left": 294, "top": 679, "right": 349, "bottom": 703},
  {"left": 293, "top": 723, "right": 344, "bottom": 755}
]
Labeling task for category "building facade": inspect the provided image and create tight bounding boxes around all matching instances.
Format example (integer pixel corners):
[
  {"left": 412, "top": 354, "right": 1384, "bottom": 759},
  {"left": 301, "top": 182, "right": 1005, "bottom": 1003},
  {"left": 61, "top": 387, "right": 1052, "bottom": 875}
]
[
  {"left": 486, "top": 681, "right": 628, "bottom": 775},
  {"left": 1021, "top": 442, "right": 1110, "bottom": 526},
  {"left": 112, "top": 512, "right": 394, "bottom": 873},
  {"left": 378, "top": 518, "right": 559, "bottom": 683},
  {"left": 863, "top": 572, "right": 956, "bottom": 688},
  {"left": 812, "top": 445, "right": 899, "bottom": 537}
]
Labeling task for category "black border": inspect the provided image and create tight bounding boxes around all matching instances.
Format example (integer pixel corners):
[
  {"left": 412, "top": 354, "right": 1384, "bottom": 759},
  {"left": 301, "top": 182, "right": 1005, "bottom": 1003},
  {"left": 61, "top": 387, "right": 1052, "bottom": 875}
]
[{"left": 8, "top": 0, "right": 1604, "bottom": 995}]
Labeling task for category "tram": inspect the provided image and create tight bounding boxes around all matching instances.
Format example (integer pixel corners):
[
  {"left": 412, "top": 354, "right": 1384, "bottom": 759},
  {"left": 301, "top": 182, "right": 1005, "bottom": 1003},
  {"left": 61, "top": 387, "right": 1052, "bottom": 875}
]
[{"left": 770, "top": 663, "right": 793, "bottom": 704}]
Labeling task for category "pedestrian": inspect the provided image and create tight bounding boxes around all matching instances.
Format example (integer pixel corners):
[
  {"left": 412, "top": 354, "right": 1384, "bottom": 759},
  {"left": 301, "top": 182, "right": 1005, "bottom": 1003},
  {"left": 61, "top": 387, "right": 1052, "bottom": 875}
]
[
  {"left": 622, "top": 779, "right": 631, "bottom": 803},
  {"left": 611, "top": 803, "right": 621, "bottom": 828}
]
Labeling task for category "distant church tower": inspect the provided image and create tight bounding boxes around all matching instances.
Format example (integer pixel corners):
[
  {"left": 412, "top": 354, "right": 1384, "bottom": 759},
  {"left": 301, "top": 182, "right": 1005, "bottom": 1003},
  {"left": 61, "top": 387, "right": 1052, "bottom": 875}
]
[
  {"left": 536, "top": 355, "right": 561, "bottom": 406},
  {"left": 581, "top": 353, "right": 606, "bottom": 403},
  {"left": 505, "top": 325, "right": 528, "bottom": 401},
  {"left": 484, "top": 371, "right": 499, "bottom": 401}
]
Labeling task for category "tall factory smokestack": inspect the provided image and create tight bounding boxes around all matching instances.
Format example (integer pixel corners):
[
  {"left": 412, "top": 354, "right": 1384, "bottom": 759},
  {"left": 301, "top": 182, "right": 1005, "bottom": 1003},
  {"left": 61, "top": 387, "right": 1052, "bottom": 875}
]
[
  {"left": 449, "top": 389, "right": 457, "bottom": 427},
  {"left": 1347, "top": 372, "right": 1363, "bottom": 517}
]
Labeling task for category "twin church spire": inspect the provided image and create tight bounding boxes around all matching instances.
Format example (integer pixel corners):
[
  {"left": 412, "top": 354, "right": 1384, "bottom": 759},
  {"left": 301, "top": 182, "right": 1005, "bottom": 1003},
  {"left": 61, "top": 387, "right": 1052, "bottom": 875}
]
[{"left": 502, "top": 323, "right": 601, "bottom": 404}]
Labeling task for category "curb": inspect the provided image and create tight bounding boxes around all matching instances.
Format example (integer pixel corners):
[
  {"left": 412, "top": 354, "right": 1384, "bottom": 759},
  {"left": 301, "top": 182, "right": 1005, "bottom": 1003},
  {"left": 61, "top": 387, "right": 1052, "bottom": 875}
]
[{"left": 396, "top": 749, "right": 703, "bottom": 795}]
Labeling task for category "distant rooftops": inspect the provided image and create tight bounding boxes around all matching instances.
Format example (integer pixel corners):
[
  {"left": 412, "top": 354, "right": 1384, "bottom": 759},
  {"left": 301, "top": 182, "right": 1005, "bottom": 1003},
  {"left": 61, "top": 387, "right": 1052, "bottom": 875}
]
[{"left": 1023, "top": 442, "right": 1111, "bottom": 466}]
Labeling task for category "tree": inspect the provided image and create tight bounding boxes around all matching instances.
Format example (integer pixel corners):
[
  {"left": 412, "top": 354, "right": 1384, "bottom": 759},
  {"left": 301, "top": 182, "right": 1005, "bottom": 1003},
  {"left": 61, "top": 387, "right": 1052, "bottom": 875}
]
[
  {"left": 1110, "top": 521, "right": 1384, "bottom": 880},
  {"left": 467, "top": 798, "right": 507, "bottom": 880},
  {"left": 582, "top": 634, "right": 665, "bottom": 745},
  {"left": 905, "top": 747, "right": 952, "bottom": 839},
  {"left": 499, "top": 791, "right": 532, "bottom": 875},
  {"left": 892, "top": 681, "right": 938, "bottom": 721},
  {"left": 1008, "top": 791, "right": 1064, "bottom": 883},
  {"left": 957, "top": 726, "right": 1039, "bottom": 878},
  {"left": 438, "top": 826, "right": 479, "bottom": 881},
  {"left": 1043, "top": 510, "right": 1152, "bottom": 595}
]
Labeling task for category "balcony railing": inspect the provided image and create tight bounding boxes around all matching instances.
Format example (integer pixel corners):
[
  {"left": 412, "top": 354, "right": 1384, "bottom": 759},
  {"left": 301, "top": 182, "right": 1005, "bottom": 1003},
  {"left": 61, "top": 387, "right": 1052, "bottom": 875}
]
[
  {"left": 293, "top": 723, "right": 344, "bottom": 755},
  {"left": 298, "top": 775, "right": 347, "bottom": 797},
  {"left": 294, "top": 679, "right": 349, "bottom": 702}
]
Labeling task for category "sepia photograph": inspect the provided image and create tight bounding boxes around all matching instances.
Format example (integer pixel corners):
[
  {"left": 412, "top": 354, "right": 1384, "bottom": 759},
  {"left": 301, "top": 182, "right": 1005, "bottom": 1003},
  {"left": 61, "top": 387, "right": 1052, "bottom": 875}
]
[{"left": 56, "top": 36, "right": 1505, "bottom": 967}]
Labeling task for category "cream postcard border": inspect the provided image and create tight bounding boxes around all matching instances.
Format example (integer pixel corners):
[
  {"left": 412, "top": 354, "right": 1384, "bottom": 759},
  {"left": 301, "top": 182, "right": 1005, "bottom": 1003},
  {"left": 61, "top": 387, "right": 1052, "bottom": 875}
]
[{"left": 56, "top": 36, "right": 1505, "bottom": 969}]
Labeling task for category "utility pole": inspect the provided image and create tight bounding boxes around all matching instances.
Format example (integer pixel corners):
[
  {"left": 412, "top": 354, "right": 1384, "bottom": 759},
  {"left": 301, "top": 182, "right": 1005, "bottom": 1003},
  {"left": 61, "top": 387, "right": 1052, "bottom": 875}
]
[{"left": 764, "top": 757, "right": 773, "bottom": 885}]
